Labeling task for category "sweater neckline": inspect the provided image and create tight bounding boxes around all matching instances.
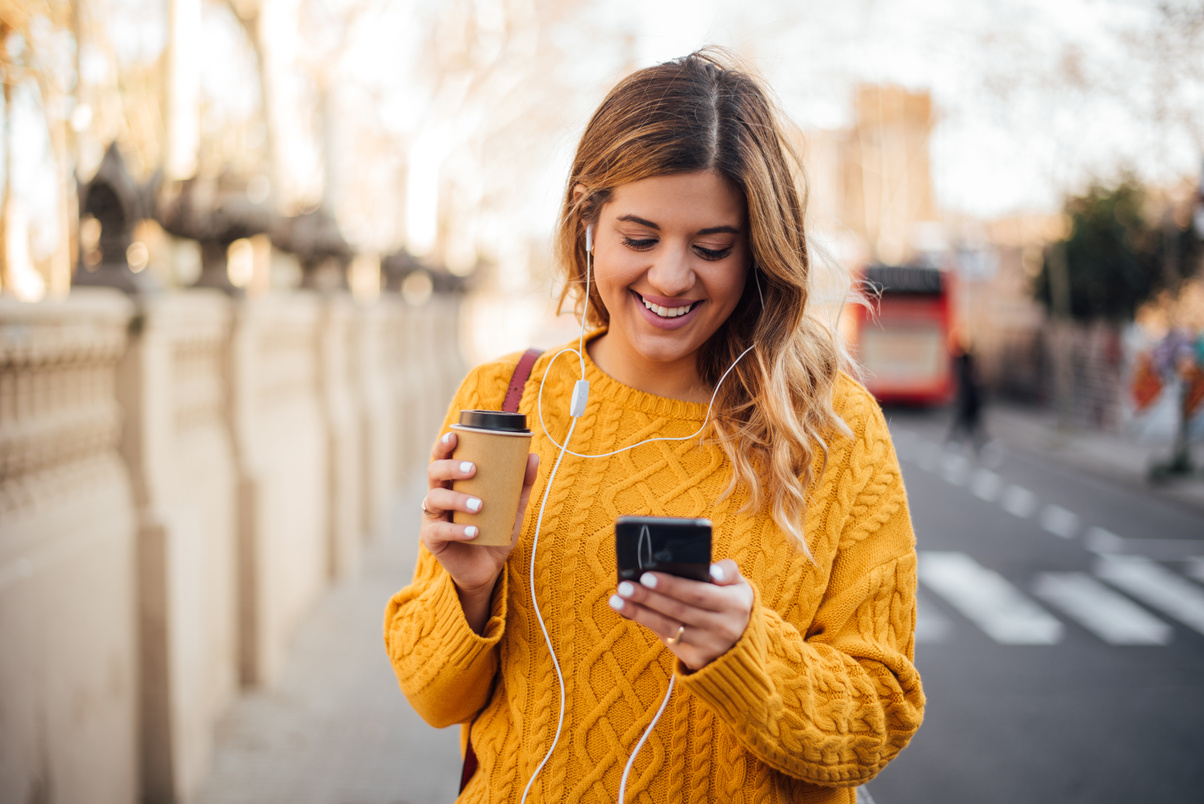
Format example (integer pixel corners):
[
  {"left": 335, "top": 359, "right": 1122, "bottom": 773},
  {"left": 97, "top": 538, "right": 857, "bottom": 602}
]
[{"left": 564, "top": 328, "right": 713, "bottom": 422}]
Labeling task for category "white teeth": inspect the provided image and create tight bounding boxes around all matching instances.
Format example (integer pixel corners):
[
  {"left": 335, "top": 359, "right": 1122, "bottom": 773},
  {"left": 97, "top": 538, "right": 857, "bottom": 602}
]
[{"left": 642, "top": 298, "right": 692, "bottom": 318}]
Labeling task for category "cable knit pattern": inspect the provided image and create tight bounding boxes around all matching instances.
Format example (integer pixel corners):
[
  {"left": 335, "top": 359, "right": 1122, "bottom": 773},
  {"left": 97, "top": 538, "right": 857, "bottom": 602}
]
[{"left": 384, "top": 335, "right": 925, "bottom": 803}]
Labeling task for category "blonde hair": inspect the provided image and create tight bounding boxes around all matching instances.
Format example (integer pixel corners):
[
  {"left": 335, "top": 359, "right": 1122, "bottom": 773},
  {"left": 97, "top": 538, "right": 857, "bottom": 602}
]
[{"left": 553, "top": 48, "right": 854, "bottom": 551}]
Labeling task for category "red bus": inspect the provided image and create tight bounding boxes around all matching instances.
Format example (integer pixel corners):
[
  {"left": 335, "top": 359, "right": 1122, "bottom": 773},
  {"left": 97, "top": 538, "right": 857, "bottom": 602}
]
[{"left": 847, "top": 263, "right": 954, "bottom": 405}]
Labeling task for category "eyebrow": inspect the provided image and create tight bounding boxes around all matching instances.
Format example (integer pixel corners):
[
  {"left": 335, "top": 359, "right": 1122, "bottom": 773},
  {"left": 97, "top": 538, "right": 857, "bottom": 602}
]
[{"left": 616, "top": 214, "right": 740, "bottom": 236}]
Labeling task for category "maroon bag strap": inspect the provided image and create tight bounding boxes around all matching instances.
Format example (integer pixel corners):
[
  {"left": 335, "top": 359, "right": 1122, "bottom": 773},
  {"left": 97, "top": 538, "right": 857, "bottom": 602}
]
[
  {"left": 502, "top": 347, "right": 543, "bottom": 413},
  {"left": 460, "top": 347, "right": 543, "bottom": 794}
]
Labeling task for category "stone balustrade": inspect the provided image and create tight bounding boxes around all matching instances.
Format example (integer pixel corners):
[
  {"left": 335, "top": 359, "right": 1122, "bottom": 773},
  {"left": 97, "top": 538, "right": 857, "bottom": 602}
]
[
  {"left": 0, "top": 289, "right": 139, "bottom": 804},
  {"left": 0, "top": 290, "right": 463, "bottom": 804}
]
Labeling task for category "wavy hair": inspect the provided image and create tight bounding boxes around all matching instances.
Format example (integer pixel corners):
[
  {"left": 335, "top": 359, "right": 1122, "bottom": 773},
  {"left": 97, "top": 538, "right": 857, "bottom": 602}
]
[{"left": 553, "top": 48, "right": 855, "bottom": 552}]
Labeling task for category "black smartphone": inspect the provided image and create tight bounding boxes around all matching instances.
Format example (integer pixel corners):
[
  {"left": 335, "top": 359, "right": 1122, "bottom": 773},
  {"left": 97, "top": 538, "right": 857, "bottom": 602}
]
[{"left": 615, "top": 516, "right": 712, "bottom": 583}]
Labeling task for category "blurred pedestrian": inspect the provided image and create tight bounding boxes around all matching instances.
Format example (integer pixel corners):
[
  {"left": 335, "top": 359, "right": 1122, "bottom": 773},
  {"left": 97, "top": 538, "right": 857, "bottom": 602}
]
[
  {"left": 384, "top": 49, "right": 923, "bottom": 803},
  {"left": 946, "top": 329, "right": 988, "bottom": 454}
]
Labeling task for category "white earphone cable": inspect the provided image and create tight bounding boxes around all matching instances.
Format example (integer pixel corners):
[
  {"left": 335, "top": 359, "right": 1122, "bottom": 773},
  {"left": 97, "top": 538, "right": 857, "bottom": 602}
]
[
  {"left": 519, "top": 226, "right": 755, "bottom": 803},
  {"left": 516, "top": 416, "right": 576, "bottom": 804}
]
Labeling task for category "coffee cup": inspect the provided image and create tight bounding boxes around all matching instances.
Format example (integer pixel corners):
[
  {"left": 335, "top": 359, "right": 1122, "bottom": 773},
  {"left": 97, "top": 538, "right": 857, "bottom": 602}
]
[{"left": 451, "top": 410, "right": 533, "bottom": 546}]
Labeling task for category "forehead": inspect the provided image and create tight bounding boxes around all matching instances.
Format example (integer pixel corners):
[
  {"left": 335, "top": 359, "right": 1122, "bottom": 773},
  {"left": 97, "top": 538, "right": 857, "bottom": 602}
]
[{"left": 602, "top": 170, "right": 746, "bottom": 229}]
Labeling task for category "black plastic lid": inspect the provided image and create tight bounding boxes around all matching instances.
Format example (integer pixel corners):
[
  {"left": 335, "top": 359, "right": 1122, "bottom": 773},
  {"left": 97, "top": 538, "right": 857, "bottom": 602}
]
[{"left": 457, "top": 409, "right": 530, "bottom": 433}]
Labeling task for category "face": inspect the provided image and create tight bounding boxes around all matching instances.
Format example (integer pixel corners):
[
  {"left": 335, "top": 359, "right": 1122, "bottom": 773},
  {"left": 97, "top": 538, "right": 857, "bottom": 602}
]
[{"left": 588, "top": 169, "right": 751, "bottom": 395}]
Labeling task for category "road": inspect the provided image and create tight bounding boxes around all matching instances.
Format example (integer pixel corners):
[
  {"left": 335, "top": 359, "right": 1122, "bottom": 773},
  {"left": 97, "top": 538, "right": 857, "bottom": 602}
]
[{"left": 869, "top": 408, "right": 1204, "bottom": 804}]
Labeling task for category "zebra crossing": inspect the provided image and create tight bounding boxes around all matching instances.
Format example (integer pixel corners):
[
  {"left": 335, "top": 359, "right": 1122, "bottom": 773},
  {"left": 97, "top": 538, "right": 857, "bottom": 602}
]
[
  {"left": 892, "top": 429, "right": 1204, "bottom": 648},
  {"left": 916, "top": 550, "right": 1204, "bottom": 646}
]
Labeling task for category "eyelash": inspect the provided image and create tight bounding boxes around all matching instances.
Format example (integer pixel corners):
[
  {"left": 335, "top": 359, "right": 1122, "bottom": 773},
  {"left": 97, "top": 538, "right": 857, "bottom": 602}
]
[{"left": 621, "top": 237, "right": 732, "bottom": 262}]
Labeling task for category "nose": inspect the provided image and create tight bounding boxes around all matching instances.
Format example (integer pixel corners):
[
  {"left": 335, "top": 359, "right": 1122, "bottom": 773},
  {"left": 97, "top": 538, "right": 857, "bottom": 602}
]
[{"left": 645, "top": 245, "right": 695, "bottom": 298}]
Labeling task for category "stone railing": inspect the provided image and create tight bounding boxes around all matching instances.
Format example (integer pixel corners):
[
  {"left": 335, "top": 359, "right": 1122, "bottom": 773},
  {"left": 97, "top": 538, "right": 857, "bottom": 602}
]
[
  {"left": 0, "top": 290, "right": 139, "bottom": 804},
  {"left": 116, "top": 290, "right": 239, "bottom": 802},
  {"left": 0, "top": 289, "right": 463, "bottom": 804}
]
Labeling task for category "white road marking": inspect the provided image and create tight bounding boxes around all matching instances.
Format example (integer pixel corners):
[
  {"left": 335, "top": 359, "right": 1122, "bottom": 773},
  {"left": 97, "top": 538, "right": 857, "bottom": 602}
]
[
  {"left": 1094, "top": 554, "right": 1204, "bottom": 636},
  {"left": 940, "top": 451, "right": 971, "bottom": 486},
  {"left": 918, "top": 551, "right": 1063, "bottom": 645},
  {"left": 1001, "top": 485, "right": 1038, "bottom": 519},
  {"left": 1039, "top": 505, "right": 1080, "bottom": 539},
  {"left": 917, "top": 442, "right": 939, "bottom": 472},
  {"left": 1084, "top": 530, "right": 1204, "bottom": 560},
  {"left": 1032, "top": 571, "right": 1173, "bottom": 645},
  {"left": 1085, "top": 526, "right": 1123, "bottom": 554},
  {"left": 1186, "top": 558, "right": 1204, "bottom": 584},
  {"left": 915, "top": 591, "right": 954, "bottom": 644},
  {"left": 971, "top": 469, "right": 1003, "bottom": 502}
]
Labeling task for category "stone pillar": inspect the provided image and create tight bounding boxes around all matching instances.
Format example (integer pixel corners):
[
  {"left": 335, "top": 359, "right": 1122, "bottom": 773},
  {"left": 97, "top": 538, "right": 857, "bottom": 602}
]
[
  {"left": 357, "top": 301, "right": 395, "bottom": 540},
  {"left": 226, "top": 296, "right": 327, "bottom": 685},
  {"left": 115, "top": 290, "right": 239, "bottom": 803},
  {"left": 317, "top": 294, "right": 363, "bottom": 578},
  {"left": 388, "top": 301, "right": 422, "bottom": 488},
  {"left": 0, "top": 289, "right": 138, "bottom": 804}
]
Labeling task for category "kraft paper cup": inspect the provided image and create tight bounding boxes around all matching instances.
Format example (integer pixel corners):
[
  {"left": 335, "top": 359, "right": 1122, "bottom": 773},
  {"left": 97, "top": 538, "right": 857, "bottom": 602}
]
[{"left": 451, "top": 410, "right": 532, "bottom": 546}]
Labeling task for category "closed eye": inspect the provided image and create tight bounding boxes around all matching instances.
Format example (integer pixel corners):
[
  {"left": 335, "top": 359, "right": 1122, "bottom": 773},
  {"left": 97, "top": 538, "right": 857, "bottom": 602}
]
[
  {"left": 695, "top": 245, "right": 732, "bottom": 261},
  {"left": 622, "top": 236, "right": 657, "bottom": 251}
]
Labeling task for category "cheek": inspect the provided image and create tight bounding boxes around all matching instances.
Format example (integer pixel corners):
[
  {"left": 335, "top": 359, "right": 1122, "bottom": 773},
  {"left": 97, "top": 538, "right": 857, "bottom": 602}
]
[
  {"left": 710, "top": 269, "right": 750, "bottom": 310},
  {"left": 592, "top": 253, "right": 639, "bottom": 294}
]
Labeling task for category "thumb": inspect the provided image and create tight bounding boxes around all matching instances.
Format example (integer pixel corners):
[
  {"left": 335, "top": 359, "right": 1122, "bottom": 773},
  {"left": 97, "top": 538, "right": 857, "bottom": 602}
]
[
  {"left": 511, "top": 454, "right": 541, "bottom": 535},
  {"left": 708, "top": 559, "right": 742, "bottom": 586}
]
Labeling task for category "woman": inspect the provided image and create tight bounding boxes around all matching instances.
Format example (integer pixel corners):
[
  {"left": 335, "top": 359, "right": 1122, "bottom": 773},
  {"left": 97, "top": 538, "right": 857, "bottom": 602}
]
[{"left": 385, "top": 49, "right": 924, "bottom": 803}]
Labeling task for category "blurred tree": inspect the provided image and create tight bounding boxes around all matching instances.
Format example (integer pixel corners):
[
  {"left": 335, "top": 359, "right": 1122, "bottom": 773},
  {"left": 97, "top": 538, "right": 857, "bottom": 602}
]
[
  {"left": 0, "top": 0, "right": 77, "bottom": 297},
  {"left": 1034, "top": 178, "right": 1200, "bottom": 322}
]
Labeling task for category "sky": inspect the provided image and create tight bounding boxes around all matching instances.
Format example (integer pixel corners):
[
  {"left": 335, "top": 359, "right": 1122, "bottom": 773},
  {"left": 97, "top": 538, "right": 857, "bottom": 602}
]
[
  {"left": 3, "top": 0, "right": 1202, "bottom": 281},
  {"left": 622, "top": 0, "right": 1202, "bottom": 216}
]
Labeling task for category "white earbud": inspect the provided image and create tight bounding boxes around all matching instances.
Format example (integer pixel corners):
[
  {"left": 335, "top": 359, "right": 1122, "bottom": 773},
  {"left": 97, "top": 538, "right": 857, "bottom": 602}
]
[{"left": 585, "top": 223, "right": 594, "bottom": 253}]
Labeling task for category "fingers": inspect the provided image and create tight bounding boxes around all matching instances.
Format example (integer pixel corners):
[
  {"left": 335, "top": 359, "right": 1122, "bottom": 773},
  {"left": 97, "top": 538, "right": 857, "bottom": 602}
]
[
  {"left": 426, "top": 431, "right": 479, "bottom": 519},
  {"left": 430, "top": 430, "right": 457, "bottom": 462},
  {"left": 423, "top": 486, "right": 483, "bottom": 519},
  {"left": 608, "top": 567, "right": 754, "bottom": 669},
  {"left": 427, "top": 455, "right": 478, "bottom": 487},
  {"left": 708, "top": 559, "right": 742, "bottom": 586},
  {"left": 421, "top": 517, "right": 481, "bottom": 547},
  {"left": 638, "top": 567, "right": 747, "bottom": 613}
]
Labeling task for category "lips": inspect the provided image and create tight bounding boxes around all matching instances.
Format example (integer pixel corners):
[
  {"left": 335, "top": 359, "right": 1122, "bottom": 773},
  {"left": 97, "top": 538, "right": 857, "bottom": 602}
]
[
  {"left": 634, "top": 292, "right": 699, "bottom": 320},
  {"left": 627, "top": 291, "right": 702, "bottom": 332}
]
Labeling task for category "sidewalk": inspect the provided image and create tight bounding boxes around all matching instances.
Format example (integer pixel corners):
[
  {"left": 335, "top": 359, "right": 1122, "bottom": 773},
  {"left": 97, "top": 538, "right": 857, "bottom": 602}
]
[
  {"left": 193, "top": 482, "right": 461, "bottom": 804},
  {"left": 985, "top": 402, "right": 1204, "bottom": 516}
]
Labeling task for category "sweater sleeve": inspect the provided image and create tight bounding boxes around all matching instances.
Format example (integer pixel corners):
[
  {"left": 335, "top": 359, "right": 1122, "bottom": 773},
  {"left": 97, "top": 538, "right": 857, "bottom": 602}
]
[
  {"left": 382, "top": 355, "right": 522, "bottom": 729},
  {"left": 677, "top": 395, "right": 925, "bottom": 786}
]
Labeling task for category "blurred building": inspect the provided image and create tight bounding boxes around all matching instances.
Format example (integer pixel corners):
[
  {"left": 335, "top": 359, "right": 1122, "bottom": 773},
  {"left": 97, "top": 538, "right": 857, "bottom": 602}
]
[{"left": 805, "top": 85, "right": 940, "bottom": 268}]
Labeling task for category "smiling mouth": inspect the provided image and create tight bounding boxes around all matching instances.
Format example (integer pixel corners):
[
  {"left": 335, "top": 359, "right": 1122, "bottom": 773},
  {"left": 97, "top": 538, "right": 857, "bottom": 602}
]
[{"left": 637, "top": 293, "right": 699, "bottom": 319}]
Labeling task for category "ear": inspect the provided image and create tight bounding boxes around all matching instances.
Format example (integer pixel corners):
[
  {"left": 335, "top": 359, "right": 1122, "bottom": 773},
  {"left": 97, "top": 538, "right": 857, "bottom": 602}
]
[{"left": 573, "top": 184, "right": 595, "bottom": 252}]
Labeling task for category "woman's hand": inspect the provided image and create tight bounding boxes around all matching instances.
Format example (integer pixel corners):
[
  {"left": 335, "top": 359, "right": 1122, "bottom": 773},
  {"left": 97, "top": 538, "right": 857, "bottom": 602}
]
[
  {"left": 420, "top": 430, "right": 540, "bottom": 633},
  {"left": 608, "top": 559, "right": 754, "bottom": 672}
]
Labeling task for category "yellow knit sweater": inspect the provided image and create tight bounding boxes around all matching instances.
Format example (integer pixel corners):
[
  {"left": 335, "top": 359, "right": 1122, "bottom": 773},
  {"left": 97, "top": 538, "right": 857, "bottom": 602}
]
[{"left": 384, "top": 339, "right": 924, "bottom": 803}]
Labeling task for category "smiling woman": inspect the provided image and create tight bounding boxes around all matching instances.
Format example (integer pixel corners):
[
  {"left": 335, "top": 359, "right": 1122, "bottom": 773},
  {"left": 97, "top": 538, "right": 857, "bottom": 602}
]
[
  {"left": 588, "top": 170, "right": 750, "bottom": 402},
  {"left": 385, "top": 47, "right": 924, "bottom": 804}
]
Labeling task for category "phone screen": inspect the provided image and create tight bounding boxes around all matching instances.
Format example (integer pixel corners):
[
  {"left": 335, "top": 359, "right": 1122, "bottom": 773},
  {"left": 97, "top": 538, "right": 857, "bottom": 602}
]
[{"left": 615, "top": 516, "right": 712, "bottom": 583}]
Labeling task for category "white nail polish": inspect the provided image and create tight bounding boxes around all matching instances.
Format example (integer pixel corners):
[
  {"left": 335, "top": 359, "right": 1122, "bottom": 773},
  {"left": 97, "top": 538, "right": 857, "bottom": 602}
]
[
  {"left": 464, "top": 526, "right": 478, "bottom": 539},
  {"left": 618, "top": 581, "right": 635, "bottom": 598},
  {"left": 460, "top": 461, "right": 473, "bottom": 473},
  {"left": 710, "top": 564, "right": 725, "bottom": 582},
  {"left": 466, "top": 498, "right": 482, "bottom": 512},
  {"left": 442, "top": 433, "right": 452, "bottom": 444},
  {"left": 640, "top": 573, "right": 657, "bottom": 589},
  {"left": 608, "top": 594, "right": 624, "bottom": 611}
]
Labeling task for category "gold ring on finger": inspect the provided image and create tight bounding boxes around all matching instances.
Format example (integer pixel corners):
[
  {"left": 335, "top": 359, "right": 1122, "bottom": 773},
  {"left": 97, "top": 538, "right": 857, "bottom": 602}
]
[{"left": 420, "top": 498, "right": 442, "bottom": 519}]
